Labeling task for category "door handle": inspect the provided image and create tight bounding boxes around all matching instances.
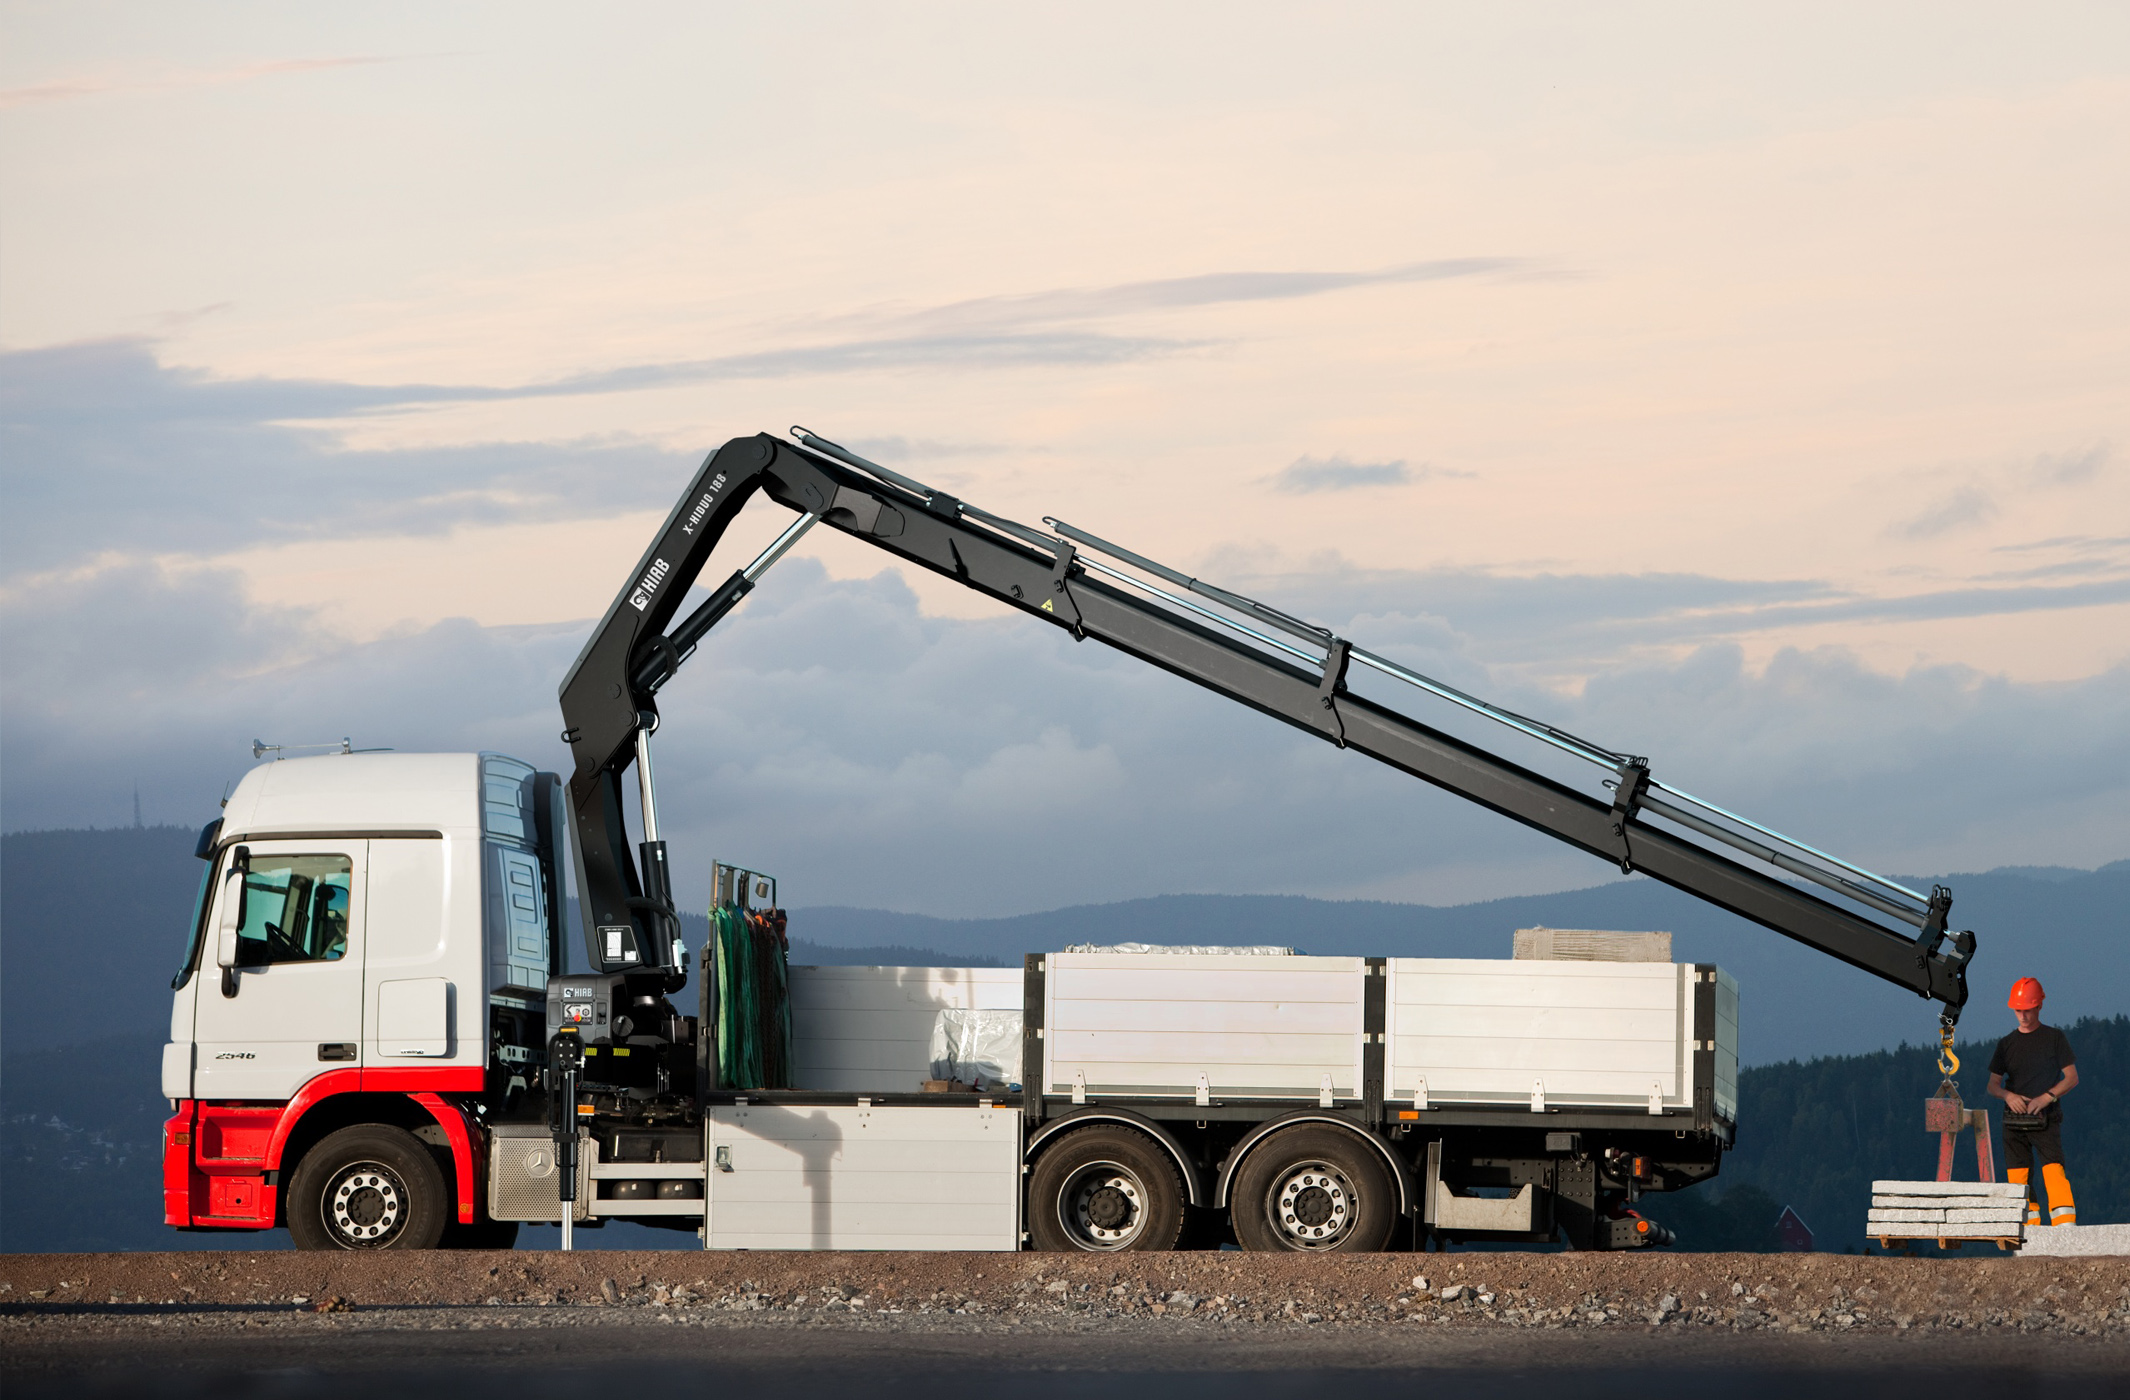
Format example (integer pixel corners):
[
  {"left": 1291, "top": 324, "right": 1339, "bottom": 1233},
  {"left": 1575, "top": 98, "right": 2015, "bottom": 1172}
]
[{"left": 317, "top": 1043, "right": 357, "bottom": 1062}]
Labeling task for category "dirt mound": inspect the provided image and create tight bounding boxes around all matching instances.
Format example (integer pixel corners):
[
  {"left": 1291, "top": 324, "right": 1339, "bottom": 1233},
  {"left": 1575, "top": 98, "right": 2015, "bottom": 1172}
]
[{"left": 4, "top": 1250, "right": 2127, "bottom": 1334}]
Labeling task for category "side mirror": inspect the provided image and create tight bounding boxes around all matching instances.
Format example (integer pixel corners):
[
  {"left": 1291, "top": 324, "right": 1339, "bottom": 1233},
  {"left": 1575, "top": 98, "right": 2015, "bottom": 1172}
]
[
  {"left": 214, "top": 866, "right": 245, "bottom": 969},
  {"left": 214, "top": 851, "right": 250, "bottom": 997}
]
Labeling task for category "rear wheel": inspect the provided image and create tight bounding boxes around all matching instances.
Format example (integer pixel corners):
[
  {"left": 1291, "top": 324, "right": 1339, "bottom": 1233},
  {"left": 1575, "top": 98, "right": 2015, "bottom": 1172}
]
[
  {"left": 287, "top": 1125, "right": 450, "bottom": 1251},
  {"left": 1027, "top": 1125, "right": 1186, "bottom": 1252},
  {"left": 1230, "top": 1125, "right": 1397, "bottom": 1253}
]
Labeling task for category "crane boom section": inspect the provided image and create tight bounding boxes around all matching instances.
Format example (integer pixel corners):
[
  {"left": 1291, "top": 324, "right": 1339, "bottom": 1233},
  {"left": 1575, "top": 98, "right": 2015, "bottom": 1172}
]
[{"left": 559, "top": 433, "right": 1973, "bottom": 1019}]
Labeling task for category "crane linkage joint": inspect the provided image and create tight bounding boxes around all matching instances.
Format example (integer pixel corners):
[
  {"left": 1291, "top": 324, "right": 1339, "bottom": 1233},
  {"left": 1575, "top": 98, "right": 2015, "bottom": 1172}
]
[
  {"left": 1045, "top": 540, "right": 1084, "bottom": 635},
  {"left": 1912, "top": 884, "right": 1953, "bottom": 971},
  {"left": 1607, "top": 761, "right": 1651, "bottom": 873},
  {"left": 1317, "top": 638, "right": 1352, "bottom": 747}
]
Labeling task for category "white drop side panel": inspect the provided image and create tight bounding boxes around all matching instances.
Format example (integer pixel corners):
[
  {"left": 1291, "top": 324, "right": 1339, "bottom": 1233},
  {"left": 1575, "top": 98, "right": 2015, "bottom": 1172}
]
[
  {"left": 705, "top": 1103, "right": 1020, "bottom": 1250},
  {"left": 1045, "top": 953, "right": 1366, "bottom": 1099},
  {"left": 788, "top": 966, "right": 1024, "bottom": 1094},
  {"left": 1386, "top": 959, "right": 1689, "bottom": 1110}
]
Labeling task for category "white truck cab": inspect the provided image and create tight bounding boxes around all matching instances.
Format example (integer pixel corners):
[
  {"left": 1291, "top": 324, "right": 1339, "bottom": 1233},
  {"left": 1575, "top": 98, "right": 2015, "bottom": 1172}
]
[{"left": 163, "top": 752, "right": 563, "bottom": 1244}]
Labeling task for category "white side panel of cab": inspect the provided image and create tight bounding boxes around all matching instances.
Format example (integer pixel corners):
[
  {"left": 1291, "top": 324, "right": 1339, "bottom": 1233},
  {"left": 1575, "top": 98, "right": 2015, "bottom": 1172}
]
[
  {"left": 365, "top": 836, "right": 480, "bottom": 1066},
  {"left": 789, "top": 966, "right": 1023, "bottom": 1094},
  {"left": 705, "top": 1103, "right": 1019, "bottom": 1250}
]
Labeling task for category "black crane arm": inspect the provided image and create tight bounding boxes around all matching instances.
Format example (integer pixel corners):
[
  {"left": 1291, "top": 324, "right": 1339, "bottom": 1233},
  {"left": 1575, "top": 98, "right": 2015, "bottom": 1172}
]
[{"left": 558, "top": 431, "right": 1975, "bottom": 1022}]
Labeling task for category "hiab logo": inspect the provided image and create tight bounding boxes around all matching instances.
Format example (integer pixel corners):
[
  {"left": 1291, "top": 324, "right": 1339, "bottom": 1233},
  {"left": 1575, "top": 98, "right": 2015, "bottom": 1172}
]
[{"left": 628, "top": 556, "right": 671, "bottom": 611}]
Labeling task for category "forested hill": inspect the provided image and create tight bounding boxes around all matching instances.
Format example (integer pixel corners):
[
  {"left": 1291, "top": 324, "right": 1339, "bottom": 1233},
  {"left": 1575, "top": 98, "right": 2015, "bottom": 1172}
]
[{"left": 1645, "top": 1014, "right": 2128, "bottom": 1253}]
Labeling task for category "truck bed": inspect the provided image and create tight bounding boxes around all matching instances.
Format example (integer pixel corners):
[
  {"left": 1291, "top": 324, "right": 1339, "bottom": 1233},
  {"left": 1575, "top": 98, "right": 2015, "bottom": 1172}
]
[{"left": 785, "top": 954, "right": 1738, "bottom": 1127}]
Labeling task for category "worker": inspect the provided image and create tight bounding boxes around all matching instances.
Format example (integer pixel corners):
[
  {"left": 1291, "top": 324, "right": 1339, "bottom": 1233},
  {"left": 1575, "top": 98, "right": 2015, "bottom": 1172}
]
[{"left": 1987, "top": 977, "right": 2078, "bottom": 1227}]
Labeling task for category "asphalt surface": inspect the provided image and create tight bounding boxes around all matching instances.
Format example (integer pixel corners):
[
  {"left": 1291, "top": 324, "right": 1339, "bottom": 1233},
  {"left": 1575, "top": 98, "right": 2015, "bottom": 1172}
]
[{"left": 6, "top": 1309, "right": 2130, "bottom": 1399}]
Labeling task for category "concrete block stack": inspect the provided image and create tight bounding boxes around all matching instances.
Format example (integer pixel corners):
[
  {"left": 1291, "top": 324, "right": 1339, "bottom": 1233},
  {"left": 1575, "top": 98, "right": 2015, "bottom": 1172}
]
[{"left": 1868, "top": 1180, "right": 2027, "bottom": 1247}]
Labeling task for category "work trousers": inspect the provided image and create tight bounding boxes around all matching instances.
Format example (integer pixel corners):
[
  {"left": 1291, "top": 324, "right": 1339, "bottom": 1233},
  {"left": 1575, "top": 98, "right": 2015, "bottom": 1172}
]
[{"left": 2005, "top": 1111, "right": 2076, "bottom": 1227}]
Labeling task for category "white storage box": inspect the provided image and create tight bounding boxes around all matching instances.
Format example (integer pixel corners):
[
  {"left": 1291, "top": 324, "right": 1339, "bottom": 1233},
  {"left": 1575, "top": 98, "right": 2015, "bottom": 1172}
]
[{"left": 704, "top": 1102, "right": 1019, "bottom": 1250}]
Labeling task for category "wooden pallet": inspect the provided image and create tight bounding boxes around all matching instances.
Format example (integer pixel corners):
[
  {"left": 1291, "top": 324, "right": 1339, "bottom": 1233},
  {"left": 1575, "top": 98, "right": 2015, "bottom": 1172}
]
[{"left": 1877, "top": 1235, "right": 2021, "bottom": 1253}]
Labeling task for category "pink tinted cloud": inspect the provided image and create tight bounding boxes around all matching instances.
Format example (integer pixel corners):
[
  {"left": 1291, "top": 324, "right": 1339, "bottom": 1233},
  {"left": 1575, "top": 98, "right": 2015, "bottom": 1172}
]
[{"left": 0, "top": 55, "right": 394, "bottom": 109}]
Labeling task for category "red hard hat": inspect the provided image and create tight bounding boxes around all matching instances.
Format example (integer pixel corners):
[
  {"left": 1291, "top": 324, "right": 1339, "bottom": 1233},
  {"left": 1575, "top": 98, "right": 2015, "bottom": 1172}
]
[{"left": 2008, "top": 977, "right": 2045, "bottom": 1010}]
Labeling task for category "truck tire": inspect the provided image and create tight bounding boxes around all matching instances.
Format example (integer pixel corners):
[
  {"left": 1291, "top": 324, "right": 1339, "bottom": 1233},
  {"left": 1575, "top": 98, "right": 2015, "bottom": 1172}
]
[
  {"left": 1027, "top": 1125, "right": 1186, "bottom": 1252},
  {"left": 286, "top": 1125, "right": 451, "bottom": 1251},
  {"left": 1229, "top": 1125, "right": 1397, "bottom": 1253}
]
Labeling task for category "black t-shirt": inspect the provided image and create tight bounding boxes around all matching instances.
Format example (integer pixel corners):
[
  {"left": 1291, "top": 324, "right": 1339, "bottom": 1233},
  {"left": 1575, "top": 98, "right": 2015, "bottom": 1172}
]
[{"left": 1989, "top": 1025, "right": 2075, "bottom": 1101}]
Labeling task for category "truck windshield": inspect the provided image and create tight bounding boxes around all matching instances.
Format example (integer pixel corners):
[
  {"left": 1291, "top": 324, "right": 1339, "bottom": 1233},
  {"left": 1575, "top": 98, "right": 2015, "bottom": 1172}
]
[{"left": 171, "top": 860, "right": 216, "bottom": 990}]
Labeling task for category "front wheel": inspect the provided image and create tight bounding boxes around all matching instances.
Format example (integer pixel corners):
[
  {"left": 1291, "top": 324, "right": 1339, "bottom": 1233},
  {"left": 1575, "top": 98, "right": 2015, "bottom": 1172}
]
[
  {"left": 1026, "top": 1125, "right": 1186, "bottom": 1252},
  {"left": 287, "top": 1125, "right": 450, "bottom": 1250},
  {"left": 1230, "top": 1125, "right": 1397, "bottom": 1253}
]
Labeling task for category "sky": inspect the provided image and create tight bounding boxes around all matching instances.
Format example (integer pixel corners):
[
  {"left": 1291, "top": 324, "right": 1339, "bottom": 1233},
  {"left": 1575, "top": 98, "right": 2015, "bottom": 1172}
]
[{"left": 2, "top": 4, "right": 2126, "bottom": 921}]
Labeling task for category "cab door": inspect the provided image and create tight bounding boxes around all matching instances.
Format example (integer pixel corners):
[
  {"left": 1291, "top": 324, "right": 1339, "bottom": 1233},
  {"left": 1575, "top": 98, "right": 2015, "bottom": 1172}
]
[{"left": 191, "top": 840, "right": 366, "bottom": 1101}]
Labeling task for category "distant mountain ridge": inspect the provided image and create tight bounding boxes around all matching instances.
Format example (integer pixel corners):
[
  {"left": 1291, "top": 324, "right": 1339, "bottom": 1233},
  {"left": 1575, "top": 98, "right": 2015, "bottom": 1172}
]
[
  {"left": 3, "top": 826, "right": 2122, "bottom": 1067},
  {"left": 787, "top": 862, "right": 2130, "bottom": 1064}
]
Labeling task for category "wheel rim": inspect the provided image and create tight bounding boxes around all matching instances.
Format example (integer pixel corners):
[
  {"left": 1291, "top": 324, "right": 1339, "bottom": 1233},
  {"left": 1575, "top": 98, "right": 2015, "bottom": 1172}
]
[
  {"left": 1057, "top": 1158, "right": 1148, "bottom": 1250},
  {"left": 322, "top": 1159, "right": 409, "bottom": 1248},
  {"left": 1266, "top": 1159, "right": 1358, "bottom": 1249}
]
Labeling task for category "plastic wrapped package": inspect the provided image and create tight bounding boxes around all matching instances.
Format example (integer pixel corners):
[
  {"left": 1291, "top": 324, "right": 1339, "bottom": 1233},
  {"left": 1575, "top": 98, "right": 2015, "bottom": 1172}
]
[
  {"left": 710, "top": 904, "right": 792, "bottom": 1089},
  {"left": 1061, "top": 942, "right": 1295, "bottom": 955},
  {"left": 928, "top": 1008, "right": 1023, "bottom": 1088}
]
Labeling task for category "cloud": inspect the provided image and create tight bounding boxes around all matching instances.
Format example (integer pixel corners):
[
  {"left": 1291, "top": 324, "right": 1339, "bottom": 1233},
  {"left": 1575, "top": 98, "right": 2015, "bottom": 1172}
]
[
  {"left": 0, "top": 56, "right": 396, "bottom": 109},
  {"left": 1264, "top": 454, "right": 1477, "bottom": 493},
  {"left": 2031, "top": 444, "right": 2108, "bottom": 487},
  {"left": 5, "top": 552, "right": 2124, "bottom": 920},
  {"left": 0, "top": 339, "right": 688, "bottom": 577},
  {"left": 1888, "top": 443, "right": 2111, "bottom": 541},
  {"left": 1892, "top": 485, "right": 1999, "bottom": 540},
  {"left": 1227, "top": 557, "right": 2130, "bottom": 674},
  {"left": 872, "top": 259, "right": 1529, "bottom": 337},
  {"left": 1268, "top": 455, "right": 1411, "bottom": 493}
]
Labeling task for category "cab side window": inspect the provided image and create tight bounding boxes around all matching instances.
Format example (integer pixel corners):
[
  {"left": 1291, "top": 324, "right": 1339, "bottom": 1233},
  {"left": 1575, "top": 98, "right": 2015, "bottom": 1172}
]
[{"left": 234, "top": 855, "right": 353, "bottom": 966}]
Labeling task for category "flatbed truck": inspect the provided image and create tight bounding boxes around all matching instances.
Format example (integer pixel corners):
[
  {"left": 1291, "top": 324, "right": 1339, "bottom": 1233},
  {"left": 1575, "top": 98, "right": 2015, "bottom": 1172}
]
[{"left": 160, "top": 429, "right": 1975, "bottom": 1252}]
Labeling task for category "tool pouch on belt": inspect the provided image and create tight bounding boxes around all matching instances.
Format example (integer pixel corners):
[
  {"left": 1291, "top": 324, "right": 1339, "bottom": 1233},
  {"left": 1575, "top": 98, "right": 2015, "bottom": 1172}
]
[{"left": 2003, "top": 1112, "right": 2048, "bottom": 1132}]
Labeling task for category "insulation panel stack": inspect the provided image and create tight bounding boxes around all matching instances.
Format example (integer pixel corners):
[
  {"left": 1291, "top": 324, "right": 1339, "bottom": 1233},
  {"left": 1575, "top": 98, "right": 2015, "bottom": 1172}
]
[{"left": 1868, "top": 1180, "right": 2027, "bottom": 1248}]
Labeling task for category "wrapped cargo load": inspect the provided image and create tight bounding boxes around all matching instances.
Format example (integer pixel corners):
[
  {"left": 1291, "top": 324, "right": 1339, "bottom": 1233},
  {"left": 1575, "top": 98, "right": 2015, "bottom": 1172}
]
[
  {"left": 928, "top": 1007, "right": 1023, "bottom": 1089},
  {"left": 709, "top": 903, "right": 792, "bottom": 1089}
]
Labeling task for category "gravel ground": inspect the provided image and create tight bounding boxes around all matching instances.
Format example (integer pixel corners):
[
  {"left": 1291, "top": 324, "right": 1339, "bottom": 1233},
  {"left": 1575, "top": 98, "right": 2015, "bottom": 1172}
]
[
  {"left": 7, "top": 1251, "right": 2129, "bottom": 1399},
  {"left": 4, "top": 1248, "right": 2128, "bottom": 1335}
]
